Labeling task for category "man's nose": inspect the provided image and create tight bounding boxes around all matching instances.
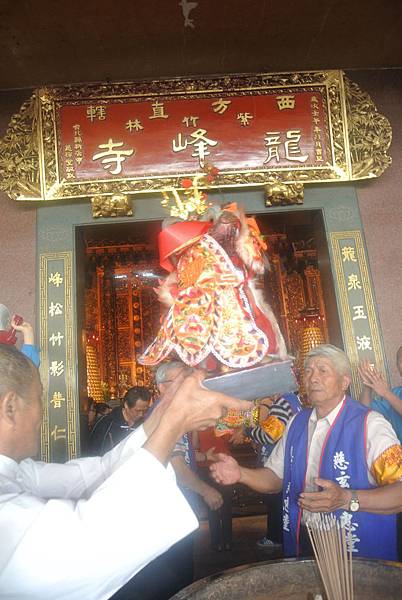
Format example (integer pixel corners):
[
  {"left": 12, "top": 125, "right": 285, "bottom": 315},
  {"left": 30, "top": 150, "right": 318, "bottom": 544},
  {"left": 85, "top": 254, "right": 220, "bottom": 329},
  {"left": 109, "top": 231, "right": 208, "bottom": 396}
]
[{"left": 307, "top": 368, "right": 319, "bottom": 382}]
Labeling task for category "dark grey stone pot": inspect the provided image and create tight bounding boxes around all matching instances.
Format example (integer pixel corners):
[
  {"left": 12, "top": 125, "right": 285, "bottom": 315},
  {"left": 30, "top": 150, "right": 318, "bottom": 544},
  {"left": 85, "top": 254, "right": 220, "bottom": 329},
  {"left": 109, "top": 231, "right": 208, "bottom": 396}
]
[{"left": 171, "top": 558, "right": 402, "bottom": 600}]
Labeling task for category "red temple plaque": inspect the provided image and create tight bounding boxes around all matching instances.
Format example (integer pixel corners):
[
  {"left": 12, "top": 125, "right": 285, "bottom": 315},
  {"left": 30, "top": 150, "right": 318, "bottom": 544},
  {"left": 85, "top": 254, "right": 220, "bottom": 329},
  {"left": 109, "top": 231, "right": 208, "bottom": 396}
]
[{"left": 14, "top": 70, "right": 375, "bottom": 200}]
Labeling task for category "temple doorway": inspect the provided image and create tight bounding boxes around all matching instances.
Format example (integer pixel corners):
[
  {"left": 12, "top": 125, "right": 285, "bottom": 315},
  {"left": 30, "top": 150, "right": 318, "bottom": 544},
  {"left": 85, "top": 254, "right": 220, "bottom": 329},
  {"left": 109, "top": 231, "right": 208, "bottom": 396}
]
[
  {"left": 75, "top": 208, "right": 342, "bottom": 454},
  {"left": 76, "top": 219, "right": 163, "bottom": 405}
]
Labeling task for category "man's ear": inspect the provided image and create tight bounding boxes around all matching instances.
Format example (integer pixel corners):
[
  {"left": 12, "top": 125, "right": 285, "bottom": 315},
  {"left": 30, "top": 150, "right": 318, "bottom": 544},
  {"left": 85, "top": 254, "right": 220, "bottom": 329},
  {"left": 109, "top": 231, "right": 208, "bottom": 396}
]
[
  {"left": 342, "top": 375, "right": 351, "bottom": 393},
  {"left": 0, "top": 391, "right": 20, "bottom": 427}
]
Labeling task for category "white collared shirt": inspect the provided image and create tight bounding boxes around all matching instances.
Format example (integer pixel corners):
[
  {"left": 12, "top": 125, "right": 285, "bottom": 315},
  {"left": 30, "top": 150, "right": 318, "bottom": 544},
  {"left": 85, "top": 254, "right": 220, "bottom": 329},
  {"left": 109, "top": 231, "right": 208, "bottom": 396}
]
[
  {"left": 266, "top": 397, "right": 402, "bottom": 487},
  {"left": 0, "top": 425, "right": 198, "bottom": 600},
  {"left": 304, "top": 399, "right": 345, "bottom": 492}
]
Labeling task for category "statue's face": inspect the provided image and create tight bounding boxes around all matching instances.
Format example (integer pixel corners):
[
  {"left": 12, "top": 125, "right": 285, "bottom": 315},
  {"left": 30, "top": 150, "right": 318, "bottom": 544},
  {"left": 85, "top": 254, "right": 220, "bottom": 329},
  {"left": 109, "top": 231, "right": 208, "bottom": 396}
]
[
  {"left": 218, "top": 210, "right": 239, "bottom": 225},
  {"left": 209, "top": 210, "right": 240, "bottom": 245}
]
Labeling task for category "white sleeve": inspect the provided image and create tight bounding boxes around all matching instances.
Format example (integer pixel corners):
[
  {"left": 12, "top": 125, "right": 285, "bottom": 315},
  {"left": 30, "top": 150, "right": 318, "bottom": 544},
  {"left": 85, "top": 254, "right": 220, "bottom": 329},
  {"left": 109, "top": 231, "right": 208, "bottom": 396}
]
[
  {"left": 18, "top": 425, "right": 148, "bottom": 499},
  {"left": 0, "top": 448, "right": 198, "bottom": 600},
  {"left": 366, "top": 411, "right": 402, "bottom": 484}
]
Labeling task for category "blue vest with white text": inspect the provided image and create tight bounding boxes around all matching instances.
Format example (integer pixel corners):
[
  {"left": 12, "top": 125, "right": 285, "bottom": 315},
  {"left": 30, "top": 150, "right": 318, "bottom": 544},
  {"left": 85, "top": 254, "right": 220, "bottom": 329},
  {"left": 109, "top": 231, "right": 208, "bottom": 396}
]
[{"left": 282, "top": 397, "right": 397, "bottom": 560}]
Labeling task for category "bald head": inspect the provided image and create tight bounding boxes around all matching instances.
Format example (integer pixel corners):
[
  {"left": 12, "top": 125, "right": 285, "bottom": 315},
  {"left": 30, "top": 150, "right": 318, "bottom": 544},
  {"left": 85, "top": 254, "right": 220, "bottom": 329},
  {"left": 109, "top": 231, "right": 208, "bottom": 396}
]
[
  {"left": 0, "top": 345, "right": 43, "bottom": 461},
  {"left": 0, "top": 344, "right": 38, "bottom": 403}
]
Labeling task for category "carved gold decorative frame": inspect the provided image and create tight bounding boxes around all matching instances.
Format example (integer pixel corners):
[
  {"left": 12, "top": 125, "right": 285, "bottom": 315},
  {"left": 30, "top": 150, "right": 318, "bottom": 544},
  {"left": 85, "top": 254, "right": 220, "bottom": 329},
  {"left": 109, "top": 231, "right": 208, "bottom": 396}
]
[{"left": 0, "top": 70, "right": 392, "bottom": 201}]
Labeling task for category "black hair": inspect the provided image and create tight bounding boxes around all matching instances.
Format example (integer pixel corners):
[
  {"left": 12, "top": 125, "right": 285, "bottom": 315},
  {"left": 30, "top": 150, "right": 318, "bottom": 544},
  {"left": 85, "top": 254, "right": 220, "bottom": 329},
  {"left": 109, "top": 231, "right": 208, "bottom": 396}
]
[
  {"left": 95, "top": 402, "right": 111, "bottom": 415},
  {"left": 123, "top": 386, "right": 151, "bottom": 408}
]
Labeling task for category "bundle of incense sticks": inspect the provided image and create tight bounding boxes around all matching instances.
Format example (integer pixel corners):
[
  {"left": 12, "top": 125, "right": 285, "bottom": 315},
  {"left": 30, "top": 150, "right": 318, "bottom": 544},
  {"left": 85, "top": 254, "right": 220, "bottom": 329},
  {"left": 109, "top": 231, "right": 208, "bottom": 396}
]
[{"left": 306, "top": 513, "right": 354, "bottom": 600}]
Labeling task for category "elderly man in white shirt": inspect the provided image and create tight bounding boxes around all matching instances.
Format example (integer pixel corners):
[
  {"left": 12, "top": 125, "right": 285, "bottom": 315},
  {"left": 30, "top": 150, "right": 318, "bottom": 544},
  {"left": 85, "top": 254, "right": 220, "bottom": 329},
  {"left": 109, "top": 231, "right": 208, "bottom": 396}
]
[
  {"left": 0, "top": 344, "right": 251, "bottom": 600},
  {"left": 211, "top": 344, "right": 402, "bottom": 560}
]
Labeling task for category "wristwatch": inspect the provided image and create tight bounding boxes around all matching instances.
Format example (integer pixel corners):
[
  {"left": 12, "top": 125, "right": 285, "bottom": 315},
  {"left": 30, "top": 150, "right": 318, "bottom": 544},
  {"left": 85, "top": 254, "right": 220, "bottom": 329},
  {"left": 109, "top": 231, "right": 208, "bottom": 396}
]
[{"left": 349, "top": 490, "right": 360, "bottom": 512}]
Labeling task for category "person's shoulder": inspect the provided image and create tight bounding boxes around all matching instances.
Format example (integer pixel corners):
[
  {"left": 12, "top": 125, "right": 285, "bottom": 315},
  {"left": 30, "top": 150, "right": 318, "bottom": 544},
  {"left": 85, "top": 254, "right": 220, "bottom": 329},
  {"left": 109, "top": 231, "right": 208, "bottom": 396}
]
[
  {"left": 366, "top": 406, "right": 401, "bottom": 431},
  {"left": 345, "top": 395, "right": 371, "bottom": 414},
  {"left": 278, "top": 392, "right": 302, "bottom": 412},
  {"left": 88, "top": 413, "right": 116, "bottom": 455},
  {"left": 292, "top": 406, "right": 311, "bottom": 419},
  {"left": 90, "top": 413, "right": 113, "bottom": 436},
  {"left": 110, "top": 406, "right": 124, "bottom": 422},
  {"left": 365, "top": 408, "right": 402, "bottom": 455}
]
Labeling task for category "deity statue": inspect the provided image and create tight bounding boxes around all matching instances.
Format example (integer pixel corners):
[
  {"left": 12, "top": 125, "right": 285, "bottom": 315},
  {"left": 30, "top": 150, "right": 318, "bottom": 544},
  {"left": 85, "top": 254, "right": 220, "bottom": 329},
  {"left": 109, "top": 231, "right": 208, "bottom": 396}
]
[{"left": 139, "top": 203, "right": 287, "bottom": 372}]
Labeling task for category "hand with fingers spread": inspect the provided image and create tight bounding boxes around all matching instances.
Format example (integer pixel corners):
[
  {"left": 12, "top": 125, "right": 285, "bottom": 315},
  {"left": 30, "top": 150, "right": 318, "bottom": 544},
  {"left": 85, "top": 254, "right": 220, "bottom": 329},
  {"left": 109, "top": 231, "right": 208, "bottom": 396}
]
[
  {"left": 167, "top": 370, "right": 253, "bottom": 434},
  {"left": 210, "top": 453, "right": 242, "bottom": 485},
  {"left": 298, "top": 477, "right": 350, "bottom": 513},
  {"left": 358, "top": 360, "right": 390, "bottom": 398}
]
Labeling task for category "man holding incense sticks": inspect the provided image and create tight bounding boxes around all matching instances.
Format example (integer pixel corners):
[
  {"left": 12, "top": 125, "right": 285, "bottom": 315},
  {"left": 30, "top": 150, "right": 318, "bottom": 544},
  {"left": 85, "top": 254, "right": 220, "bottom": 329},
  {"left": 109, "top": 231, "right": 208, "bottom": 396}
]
[{"left": 211, "top": 344, "right": 402, "bottom": 560}]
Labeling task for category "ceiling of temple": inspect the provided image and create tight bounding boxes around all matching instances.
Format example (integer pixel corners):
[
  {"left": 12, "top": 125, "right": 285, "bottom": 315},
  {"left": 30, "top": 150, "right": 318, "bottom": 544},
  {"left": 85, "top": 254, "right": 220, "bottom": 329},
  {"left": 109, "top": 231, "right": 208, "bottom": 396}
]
[{"left": 0, "top": 0, "right": 401, "bottom": 90}]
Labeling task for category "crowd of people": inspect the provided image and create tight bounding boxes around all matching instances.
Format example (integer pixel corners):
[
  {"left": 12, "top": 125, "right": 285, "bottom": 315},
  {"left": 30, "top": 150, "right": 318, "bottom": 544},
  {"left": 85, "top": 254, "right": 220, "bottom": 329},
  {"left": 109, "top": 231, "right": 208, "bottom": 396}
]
[{"left": 0, "top": 308, "right": 401, "bottom": 599}]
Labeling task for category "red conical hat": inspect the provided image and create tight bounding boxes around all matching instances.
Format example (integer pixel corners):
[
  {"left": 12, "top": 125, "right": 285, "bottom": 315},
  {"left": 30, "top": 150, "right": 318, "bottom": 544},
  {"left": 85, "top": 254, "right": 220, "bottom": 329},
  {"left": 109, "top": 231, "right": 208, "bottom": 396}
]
[{"left": 158, "top": 220, "right": 211, "bottom": 272}]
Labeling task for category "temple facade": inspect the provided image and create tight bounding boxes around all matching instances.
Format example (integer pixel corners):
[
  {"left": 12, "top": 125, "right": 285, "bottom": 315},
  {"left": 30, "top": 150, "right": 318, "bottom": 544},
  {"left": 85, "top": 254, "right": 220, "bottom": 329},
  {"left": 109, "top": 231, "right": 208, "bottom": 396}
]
[{"left": 0, "top": 68, "right": 401, "bottom": 461}]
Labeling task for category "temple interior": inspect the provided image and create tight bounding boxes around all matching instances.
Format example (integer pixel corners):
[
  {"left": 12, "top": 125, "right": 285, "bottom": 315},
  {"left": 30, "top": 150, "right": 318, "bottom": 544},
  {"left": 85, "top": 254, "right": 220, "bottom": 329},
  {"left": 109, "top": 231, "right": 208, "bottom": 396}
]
[{"left": 79, "top": 212, "right": 339, "bottom": 406}]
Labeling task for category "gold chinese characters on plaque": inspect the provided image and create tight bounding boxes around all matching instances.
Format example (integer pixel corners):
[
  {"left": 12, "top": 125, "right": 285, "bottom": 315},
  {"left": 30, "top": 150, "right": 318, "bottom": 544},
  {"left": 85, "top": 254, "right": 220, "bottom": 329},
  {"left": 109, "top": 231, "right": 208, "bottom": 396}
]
[{"left": 0, "top": 70, "right": 392, "bottom": 202}]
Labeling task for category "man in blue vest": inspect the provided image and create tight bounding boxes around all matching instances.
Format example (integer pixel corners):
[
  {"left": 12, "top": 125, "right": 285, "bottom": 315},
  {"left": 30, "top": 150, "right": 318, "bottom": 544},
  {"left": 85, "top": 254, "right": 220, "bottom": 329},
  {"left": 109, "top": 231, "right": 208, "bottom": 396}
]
[{"left": 211, "top": 344, "right": 402, "bottom": 560}]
